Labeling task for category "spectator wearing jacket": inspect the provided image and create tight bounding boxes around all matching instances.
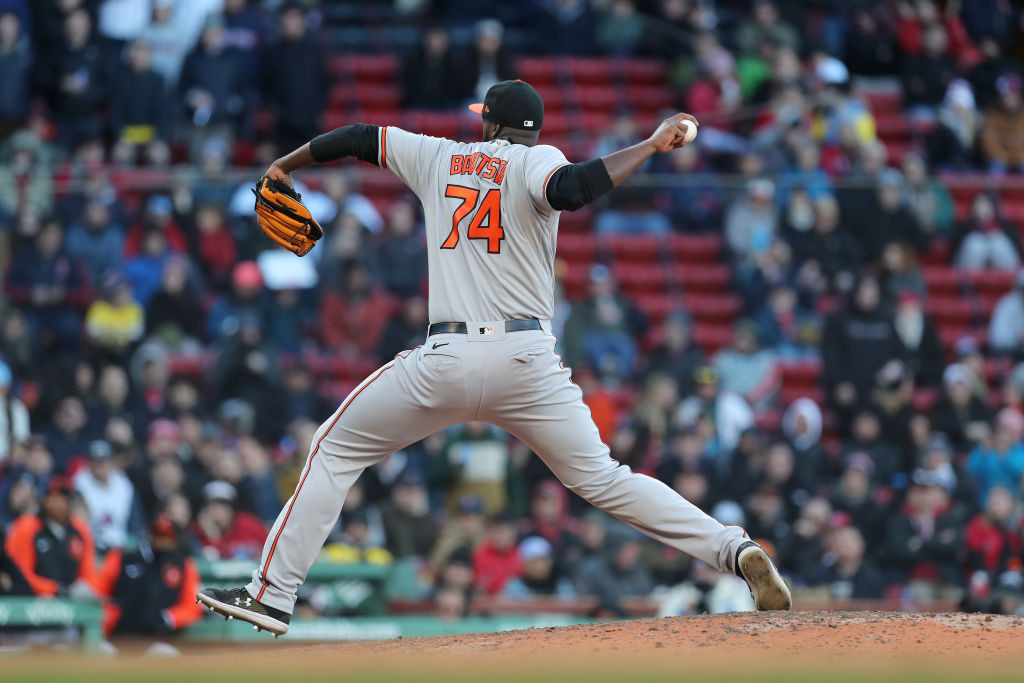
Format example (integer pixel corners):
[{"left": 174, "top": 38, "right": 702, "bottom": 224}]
[
  {"left": 981, "top": 74, "right": 1024, "bottom": 174},
  {"left": 192, "top": 480, "right": 267, "bottom": 560},
  {"left": 73, "top": 440, "right": 140, "bottom": 553},
  {"left": 110, "top": 40, "right": 170, "bottom": 167},
  {"left": 808, "top": 525, "right": 887, "bottom": 599},
  {"left": 96, "top": 514, "right": 204, "bottom": 635},
  {"left": 262, "top": 4, "right": 326, "bottom": 152},
  {"left": 3, "top": 475, "right": 99, "bottom": 597},
  {"left": 963, "top": 486, "right": 1021, "bottom": 593}
]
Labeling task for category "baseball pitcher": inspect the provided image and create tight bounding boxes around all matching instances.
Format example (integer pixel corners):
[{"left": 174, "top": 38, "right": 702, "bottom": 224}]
[{"left": 198, "top": 80, "right": 790, "bottom": 635}]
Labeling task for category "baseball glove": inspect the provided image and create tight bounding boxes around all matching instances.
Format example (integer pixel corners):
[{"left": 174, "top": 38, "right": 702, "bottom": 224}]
[{"left": 251, "top": 176, "right": 324, "bottom": 257}]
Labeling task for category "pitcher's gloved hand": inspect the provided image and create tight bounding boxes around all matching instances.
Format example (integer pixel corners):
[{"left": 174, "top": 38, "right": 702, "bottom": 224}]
[{"left": 251, "top": 175, "right": 324, "bottom": 256}]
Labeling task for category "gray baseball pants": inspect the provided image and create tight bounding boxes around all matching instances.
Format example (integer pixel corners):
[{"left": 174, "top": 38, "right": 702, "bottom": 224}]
[{"left": 246, "top": 324, "right": 748, "bottom": 612}]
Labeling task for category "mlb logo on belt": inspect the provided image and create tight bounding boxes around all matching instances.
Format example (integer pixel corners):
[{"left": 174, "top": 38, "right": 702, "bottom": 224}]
[{"left": 479, "top": 326, "right": 495, "bottom": 335}]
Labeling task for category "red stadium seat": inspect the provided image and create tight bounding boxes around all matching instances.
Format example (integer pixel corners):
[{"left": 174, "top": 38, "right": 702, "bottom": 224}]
[
  {"left": 574, "top": 85, "right": 620, "bottom": 111},
  {"left": 922, "top": 266, "right": 960, "bottom": 294},
  {"left": 621, "top": 59, "right": 668, "bottom": 85},
  {"left": 557, "top": 233, "right": 599, "bottom": 264},
  {"left": 673, "top": 263, "right": 731, "bottom": 291},
  {"left": 517, "top": 57, "right": 560, "bottom": 84},
  {"left": 669, "top": 234, "right": 722, "bottom": 263},
  {"left": 561, "top": 262, "right": 592, "bottom": 299},
  {"left": 559, "top": 207, "right": 594, "bottom": 233},
  {"left": 604, "top": 235, "right": 661, "bottom": 263},
  {"left": 968, "top": 270, "right": 1015, "bottom": 297},
  {"left": 926, "top": 297, "right": 977, "bottom": 327},
  {"left": 405, "top": 111, "right": 460, "bottom": 139},
  {"left": 566, "top": 57, "right": 611, "bottom": 84},
  {"left": 627, "top": 86, "right": 674, "bottom": 116},
  {"left": 693, "top": 323, "right": 734, "bottom": 353},
  {"left": 780, "top": 360, "right": 823, "bottom": 387},
  {"left": 633, "top": 293, "right": 682, "bottom": 323},
  {"left": 684, "top": 293, "right": 741, "bottom": 322},
  {"left": 613, "top": 263, "right": 667, "bottom": 294}
]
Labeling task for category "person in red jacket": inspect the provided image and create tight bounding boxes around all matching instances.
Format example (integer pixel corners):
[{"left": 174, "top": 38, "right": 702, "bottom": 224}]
[
  {"left": 123, "top": 194, "right": 188, "bottom": 257},
  {"left": 192, "top": 481, "right": 268, "bottom": 560},
  {"left": 964, "top": 486, "right": 1022, "bottom": 583},
  {"left": 319, "top": 263, "right": 396, "bottom": 354},
  {"left": 95, "top": 515, "right": 204, "bottom": 635},
  {"left": 3, "top": 475, "right": 99, "bottom": 597},
  {"left": 472, "top": 513, "right": 521, "bottom": 595}
]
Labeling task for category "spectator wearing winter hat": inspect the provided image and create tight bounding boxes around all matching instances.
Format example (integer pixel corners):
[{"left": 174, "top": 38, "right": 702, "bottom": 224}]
[
  {"left": 932, "top": 364, "right": 993, "bottom": 451},
  {"left": 192, "top": 480, "right": 267, "bottom": 561},
  {"left": 892, "top": 290, "right": 945, "bottom": 388},
  {"left": 0, "top": 360, "right": 29, "bottom": 463},
  {"left": 959, "top": 192, "right": 1023, "bottom": 272},
  {"left": 502, "top": 536, "right": 575, "bottom": 599},
  {"left": 883, "top": 466, "right": 964, "bottom": 596},
  {"left": 981, "top": 74, "right": 1024, "bottom": 174}
]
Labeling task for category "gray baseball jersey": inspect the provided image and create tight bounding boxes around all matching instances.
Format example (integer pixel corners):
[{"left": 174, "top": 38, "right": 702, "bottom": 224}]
[
  {"left": 244, "top": 129, "right": 748, "bottom": 615},
  {"left": 379, "top": 127, "right": 568, "bottom": 323}
]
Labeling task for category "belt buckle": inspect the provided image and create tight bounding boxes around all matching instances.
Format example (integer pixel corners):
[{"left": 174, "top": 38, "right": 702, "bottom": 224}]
[{"left": 466, "top": 321, "right": 507, "bottom": 342}]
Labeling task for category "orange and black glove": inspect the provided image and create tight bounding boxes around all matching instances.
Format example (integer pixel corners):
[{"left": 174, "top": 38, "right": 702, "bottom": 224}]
[{"left": 251, "top": 176, "right": 324, "bottom": 257}]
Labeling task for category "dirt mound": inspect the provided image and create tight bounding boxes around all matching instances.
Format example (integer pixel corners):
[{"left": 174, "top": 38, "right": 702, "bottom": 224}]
[{"left": 5, "top": 611, "right": 1024, "bottom": 682}]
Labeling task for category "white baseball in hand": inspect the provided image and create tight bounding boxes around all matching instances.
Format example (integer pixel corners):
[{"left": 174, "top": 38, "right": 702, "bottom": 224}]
[{"left": 680, "top": 119, "right": 698, "bottom": 144}]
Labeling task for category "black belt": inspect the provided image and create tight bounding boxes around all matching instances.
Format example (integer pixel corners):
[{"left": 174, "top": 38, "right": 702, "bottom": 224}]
[{"left": 428, "top": 319, "right": 542, "bottom": 336}]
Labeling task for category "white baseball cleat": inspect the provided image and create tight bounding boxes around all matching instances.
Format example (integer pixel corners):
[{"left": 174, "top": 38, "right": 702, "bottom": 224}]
[{"left": 736, "top": 541, "right": 792, "bottom": 611}]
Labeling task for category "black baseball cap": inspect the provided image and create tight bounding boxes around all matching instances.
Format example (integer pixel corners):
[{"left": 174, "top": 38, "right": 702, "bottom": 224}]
[{"left": 468, "top": 79, "right": 544, "bottom": 132}]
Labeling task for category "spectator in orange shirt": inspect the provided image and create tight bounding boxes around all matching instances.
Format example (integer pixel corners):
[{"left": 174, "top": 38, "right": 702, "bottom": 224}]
[{"left": 3, "top": 475, "right": 99, "bottom": 598}]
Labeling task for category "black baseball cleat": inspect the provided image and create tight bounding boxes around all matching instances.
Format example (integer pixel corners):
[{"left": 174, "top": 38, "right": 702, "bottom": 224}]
[
  {"left": 196, "top": 587, "right": 290, "bottom": 637},
  {"left": 735, "top": 541, "right": 792, "bottom": 611}
]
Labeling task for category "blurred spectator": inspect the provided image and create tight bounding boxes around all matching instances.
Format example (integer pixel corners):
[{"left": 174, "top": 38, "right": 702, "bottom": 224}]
[
  {"left": 0, "top": 9, "right": 32, "bottom": 138},
  {"left": 502, "top": 536, "right": 575, "bottom": 599},
  {"left": 378, "top": 296, "right": 429, "bottom": 364},
  {"left": 473, "top": 513, "right": 521, "bottom": 596},
  {"left": 65, "top": 198, "right": 125, "bottom": 286},
  {"left": 207, "top": 260, "right": 264, "bottom": 341},
  {"left": 932, "top": 364, "right": 992, "bottom": 451},
  {"left": 85, "top": 273, "right": 145, "bottom": 356},
  {"left": 830, "top": 456, "right": 886, "bottom": 544},
  {"left": 429, "top": 495, "right": 486, "bottom": 570},
  {"left": 892, "top": 291, "right": 944, "bottom": 388},
  {"left": 928, "top": 79, "right": 981, "bottom": 170},
  {"left": 44, "top": 396, "right": 92, "bottom": 473},
  {"left": 536, "top": 0, "right": 596, "bottom": 55},
  {"left": 266, "top": 364, "right": 331, "bottom": 442},
  {"left": 822, "top": 276, "right": 905, "bottom": 414},
  {"left": 464, "top": 19, "right": 515, "bottom": 102},
  {"left": 138, "top": 0, "right": 196, "bottom": 89},
  {"left": 193, "top": 480, "right": 267, "bottom": 560},
  {"left": 262, "top": 4, "right": 326, "bottom": 152},
  {"left": 843, "top": 6, "right": 899, "bottom": 76},
  {"left": 7, "top": 220, "right": 89, "bottom": 355},
  {"left": 725, "top": 179, "right": 776, "bottom": 266},
  {"left": 777, "top": 142, "right": 833, "bottom": 207},
  {"left": 980, "top": 74, "right": 1024, "bottom": 173},
  {"left": 967, "top": 36, "right": 1019, "bottom": 110},
  {"left": 110, "top": 40, "right": 171, "bottom": 167},
  {"left": 595, "top": 0, "right": 644, "bottom": 56},
  {"left": 192, "top": 203, "right": 237, "bottom": 290},
  {"left": 712, "top": 319, "right": 780, "bottom": 409},
  {"left": 320, "top": 263, "right": 396, "bottom": 356},
  {"left": 644, "top": 312, "right": 704, "bottom": 396},
  {"left": 210, "top": 314, "right": 280, "bottom": 409},
  {"left": 840, "top": 409, "right": 901, "bottom": 487},
  {"left": 884, "top": 468, "right": 963, "bottom": 595},
  {"left": 96, "top": 514, "right": 204, "bottom": 636},
  {"left": 321, "top": 507, "right": 393, "bottom": 566},
  {"left": 782, "top": 398, "right": 827, "bottom": 493},
  {"left": 989, "top": 271, "right": 1024, "bottom": 354},
  {"left": 380, "top": 469, "right": 436, "bottom": 560},
  {"left": 180, "top": 15, "right": 248, "bottom": 156},
  {"left": 808, "top": 525, "right": 886, "bottom": 599},
  {"left": 0, "top": 130, "right": 54, "bottom": 217},
  {"left": 0, "top": 360, "right": 29, "bottom": 463},
  {"left": 4, "top": 475, "right": 99, "bottom": 597},
  {"left": 431, "top": 422, "right": 510, "bottom": 516},
  {"left": 901, "top": 152, "right": 954, "bottom": 240},
  {"left": 146, "top": 258, "right": 203, "bottom": 345},
  {"left": 965, "top": 409, "right": 1024, "bottom": 505},
  {"left": 575, "top": 536, "right": 653, "bottom": 617},
  {"left": 72, "top": 440, "right": 139, "bottom": 552},
  {"left": 676, "top": 366, "right": 754, "bottom": 454},
  {"left": 788, "top": 195, "right": 860, "bottom": 294},
  {"left": 125, "top": 194, "right": 188, "bottom": 257},
  {"left": 124, "top": 228, "right": 174, "bottom": 307},
  {"left": 954, "top": 193, "right": 1021, "bottom": 271},
  {"left": 755, "top": 283, "right": 820, "bottom": 360},
  {"left": 901, "top": 22, "right": 955, "bottom": 113},
  {"left": 366, "top": 199, "right": 427, "bottom": 297},
  {"left": 811, "top": 57, "right": 876, "bottom": 147},
  {"left": 40, "top": 8, "right": 108, "bottom": 150},
  {"left": 963, "top": 486, "right": 1021, "bottom": 594},
  {"left": 403, "top": 26, "right": 460, "bottom": 109},
  {"left": 562, "top": 265, "right": 645, "bottom": 380},
  {"left": 736, "top": 0, "right": 799, "bottom": 55}
]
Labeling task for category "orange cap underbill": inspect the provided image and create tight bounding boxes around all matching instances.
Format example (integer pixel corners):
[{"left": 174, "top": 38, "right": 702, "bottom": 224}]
[{"left": 468, "top": 103, "right": 484, "bottom": 115}]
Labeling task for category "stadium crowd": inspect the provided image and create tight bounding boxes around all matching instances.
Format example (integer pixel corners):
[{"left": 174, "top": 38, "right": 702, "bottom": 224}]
[{"left": 3, "top": 0, "right": 1024, "bottom": 637}]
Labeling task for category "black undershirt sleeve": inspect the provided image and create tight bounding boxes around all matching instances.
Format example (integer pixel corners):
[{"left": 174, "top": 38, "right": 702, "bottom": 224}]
[
  {"left": 309, "top": 124, "right": 380, "bottom": 165},
  {"left": 545, "top": 159, "right": 614, "bottom": 212}
]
